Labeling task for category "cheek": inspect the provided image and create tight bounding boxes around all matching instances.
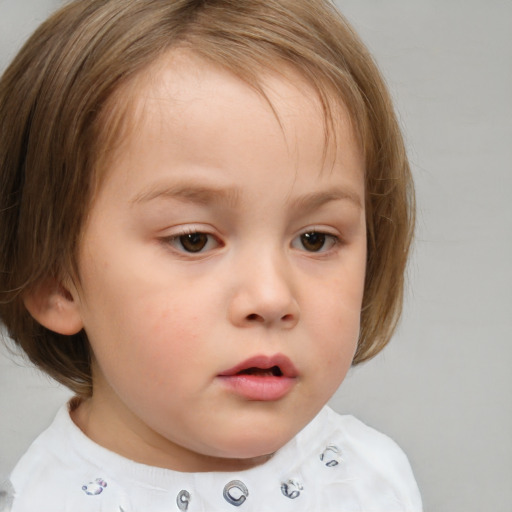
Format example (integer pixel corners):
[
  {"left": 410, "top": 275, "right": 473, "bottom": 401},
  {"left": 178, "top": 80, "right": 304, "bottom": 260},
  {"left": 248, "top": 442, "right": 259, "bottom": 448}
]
[
  {"left": 302, "top": 265, "right": 364, "bottom": 373},
  {"left": 88, "top": 281, "right": 212, "bottom": 378},
  {"left": 308, "top": 262, "right": 365, "bottom": 327}
]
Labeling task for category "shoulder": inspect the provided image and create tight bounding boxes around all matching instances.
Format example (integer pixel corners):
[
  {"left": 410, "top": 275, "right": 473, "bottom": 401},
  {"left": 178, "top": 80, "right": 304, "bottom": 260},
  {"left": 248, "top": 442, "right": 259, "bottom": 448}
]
[
  {"left": 7, "top": 406, "right": 129, "bottom": 512},
  {"left": 314, "top": 407, "right": 423, "bottom": 511},
  {"left": 326, "top": 408, "right": 415, "bottom": 471}
]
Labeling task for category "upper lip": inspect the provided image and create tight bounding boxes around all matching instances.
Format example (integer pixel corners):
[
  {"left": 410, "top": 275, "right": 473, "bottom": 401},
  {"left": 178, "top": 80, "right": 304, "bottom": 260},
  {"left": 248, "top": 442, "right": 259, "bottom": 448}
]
[{"left": 218, "top": 354, "right": 299, "bottom": 378}]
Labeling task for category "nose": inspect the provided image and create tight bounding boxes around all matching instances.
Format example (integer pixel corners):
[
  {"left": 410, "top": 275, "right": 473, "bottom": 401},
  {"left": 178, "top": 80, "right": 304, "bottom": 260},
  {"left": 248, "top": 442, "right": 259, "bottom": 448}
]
[{"left": 228, "top": 250, "right": 300, "bottom": 329}]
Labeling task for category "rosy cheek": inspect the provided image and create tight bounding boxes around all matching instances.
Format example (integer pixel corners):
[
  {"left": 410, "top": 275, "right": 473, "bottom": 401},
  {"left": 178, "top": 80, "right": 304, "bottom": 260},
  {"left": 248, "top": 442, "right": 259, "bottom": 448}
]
[{"left": 138, "top": 307, "right": 202, "bottom": 363}]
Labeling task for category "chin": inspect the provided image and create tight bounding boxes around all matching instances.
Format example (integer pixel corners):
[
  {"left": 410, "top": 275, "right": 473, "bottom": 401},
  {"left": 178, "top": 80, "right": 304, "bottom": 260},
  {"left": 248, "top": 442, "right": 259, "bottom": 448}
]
[{"left": 207, "top": 421, "right": 298, "bottom": 461}]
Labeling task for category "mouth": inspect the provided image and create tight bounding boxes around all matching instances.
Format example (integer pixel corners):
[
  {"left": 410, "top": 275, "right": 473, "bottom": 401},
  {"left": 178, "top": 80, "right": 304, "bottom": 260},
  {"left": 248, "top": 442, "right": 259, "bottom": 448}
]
[
  {"left": 218, "top": 354, "right": 298, "bottom": 379},
  {"left": 217, "top": 354, "right": 298, "bottom": 401},
  {"left": 236, "top": 365, "right": 283, "bottom": 377}
]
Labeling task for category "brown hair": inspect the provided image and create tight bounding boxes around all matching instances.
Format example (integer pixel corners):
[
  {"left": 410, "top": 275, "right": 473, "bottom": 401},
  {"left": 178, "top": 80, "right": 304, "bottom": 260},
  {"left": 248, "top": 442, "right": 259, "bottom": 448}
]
[{"left": 0, "top": 0, "right": 414, "bottom": 397}]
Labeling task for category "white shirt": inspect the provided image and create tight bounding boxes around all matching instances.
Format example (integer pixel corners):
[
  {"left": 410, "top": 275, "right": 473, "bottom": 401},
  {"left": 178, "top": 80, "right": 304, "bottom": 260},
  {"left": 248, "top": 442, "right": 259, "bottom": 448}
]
[{"left": 2, "top": 405, "right": 422, "bottom": 511}]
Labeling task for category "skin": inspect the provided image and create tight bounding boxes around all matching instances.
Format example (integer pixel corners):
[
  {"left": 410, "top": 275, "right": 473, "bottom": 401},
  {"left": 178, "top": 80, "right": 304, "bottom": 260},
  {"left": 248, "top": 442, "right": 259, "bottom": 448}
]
[{"left": 67, "top": 51, "right": 367, "bottom": 472}]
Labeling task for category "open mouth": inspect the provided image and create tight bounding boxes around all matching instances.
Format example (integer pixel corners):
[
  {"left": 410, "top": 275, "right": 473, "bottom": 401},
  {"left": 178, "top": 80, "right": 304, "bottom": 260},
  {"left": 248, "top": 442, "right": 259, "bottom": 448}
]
[
  {"left": 236, "top": 365, "right": 284, "bottom": 377},
  {"left": 219, "top": 354, "right": 298, "bottom": 379},
  {"left": 218, "top": 355, "right": 297, "bottom": 400}
]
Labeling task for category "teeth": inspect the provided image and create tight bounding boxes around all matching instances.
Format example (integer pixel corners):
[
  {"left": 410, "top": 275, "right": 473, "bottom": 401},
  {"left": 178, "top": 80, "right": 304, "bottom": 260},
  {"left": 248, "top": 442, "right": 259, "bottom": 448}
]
[{"left": 238, "top": 366, "right": 283, "bottom": 376}]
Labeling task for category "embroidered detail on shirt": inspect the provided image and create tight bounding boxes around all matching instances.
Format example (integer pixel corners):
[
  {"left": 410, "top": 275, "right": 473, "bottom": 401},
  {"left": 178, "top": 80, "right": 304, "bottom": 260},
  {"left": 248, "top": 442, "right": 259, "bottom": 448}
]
[
  {"left": 177, "top": 489, "right": 191, "bottom": 510},
  {"left": 320, "top": 444, "right": 342, "bottom": 467},
  {"left": 281, "top": 479, "right": 303, "bottom": 499},
  {"left": 82, "top": 478, "right": 107, "bottom": 495},
  {"left": 223, "top": 480, "right": 249, "bottom": 507}
]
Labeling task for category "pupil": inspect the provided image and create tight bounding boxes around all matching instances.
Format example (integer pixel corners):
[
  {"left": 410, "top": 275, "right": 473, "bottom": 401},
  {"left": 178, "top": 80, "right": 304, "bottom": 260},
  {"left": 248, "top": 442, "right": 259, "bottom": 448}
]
[
  {"left": 301, "top": 232, "right": 325, "bottom": 252},
  {"left": 180, "top": 233, "right": 208, "bottom": 252}
]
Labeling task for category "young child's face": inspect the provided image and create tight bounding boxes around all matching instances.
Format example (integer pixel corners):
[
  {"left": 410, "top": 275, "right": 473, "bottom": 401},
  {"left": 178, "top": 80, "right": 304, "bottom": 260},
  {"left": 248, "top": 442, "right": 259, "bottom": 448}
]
[{"left": 71, "top": 51, "right": 367, "bottom": 471}]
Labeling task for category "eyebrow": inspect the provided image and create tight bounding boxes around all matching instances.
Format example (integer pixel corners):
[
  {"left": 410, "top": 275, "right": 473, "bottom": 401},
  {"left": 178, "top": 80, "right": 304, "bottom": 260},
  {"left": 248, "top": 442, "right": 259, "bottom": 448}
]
[
  {"left": 289, "top": 187, "right": 363, "bottom": 213},
  {"left": 131, "top": 183, "right": 241, "bottom": 207},
  {"left": 132, "top": 182, "right": 362, "bottom": 212}
]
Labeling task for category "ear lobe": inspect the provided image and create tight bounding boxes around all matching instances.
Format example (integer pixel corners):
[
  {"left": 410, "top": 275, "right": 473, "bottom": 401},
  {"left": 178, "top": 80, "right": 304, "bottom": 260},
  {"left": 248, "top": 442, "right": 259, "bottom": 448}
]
[{"left": 23, "top": 278, "right": 84, "bottom": 335}]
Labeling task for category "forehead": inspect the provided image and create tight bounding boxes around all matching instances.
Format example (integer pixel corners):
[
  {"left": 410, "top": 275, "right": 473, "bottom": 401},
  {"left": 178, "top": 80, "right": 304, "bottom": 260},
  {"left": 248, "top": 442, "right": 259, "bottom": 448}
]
[{"left": 104, "top": 49, "right": 361, "bottom": 167}]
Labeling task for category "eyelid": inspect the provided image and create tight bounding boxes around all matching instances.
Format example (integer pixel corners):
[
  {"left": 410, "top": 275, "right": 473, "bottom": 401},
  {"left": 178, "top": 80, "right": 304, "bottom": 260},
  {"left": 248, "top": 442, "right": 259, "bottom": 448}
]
[
  {"left": 295, "top": 225, "right": 342, "bottom": 239},
  {"left": 291, "top": 227, "right": 343, "bottom": 254},
  {"left": 160, "top": 225, "right": 223, "bottom": 255}
]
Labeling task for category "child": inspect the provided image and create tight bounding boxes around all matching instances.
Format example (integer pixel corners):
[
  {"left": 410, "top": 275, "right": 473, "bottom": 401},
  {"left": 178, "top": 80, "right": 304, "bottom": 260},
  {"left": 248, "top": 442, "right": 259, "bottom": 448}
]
[{"left": 0, "top": 0, "right": 421, "bottom": 510}]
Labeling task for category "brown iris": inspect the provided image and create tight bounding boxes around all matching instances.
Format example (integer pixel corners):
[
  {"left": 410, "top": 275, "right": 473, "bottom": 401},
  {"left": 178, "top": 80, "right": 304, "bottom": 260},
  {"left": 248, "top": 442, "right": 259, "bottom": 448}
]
[
  {"left": 180, "top": 233, "right": 209, "bottom": 253},
  {"left": 300, "top": 232, "right": 326, "bottom": 252}
]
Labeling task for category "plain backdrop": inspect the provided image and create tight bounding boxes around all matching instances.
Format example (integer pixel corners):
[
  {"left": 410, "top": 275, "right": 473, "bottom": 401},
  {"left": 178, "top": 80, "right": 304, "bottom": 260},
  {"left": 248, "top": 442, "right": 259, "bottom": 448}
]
[{"left": 1, "top": 1, "right": 511, "bottom": 511}]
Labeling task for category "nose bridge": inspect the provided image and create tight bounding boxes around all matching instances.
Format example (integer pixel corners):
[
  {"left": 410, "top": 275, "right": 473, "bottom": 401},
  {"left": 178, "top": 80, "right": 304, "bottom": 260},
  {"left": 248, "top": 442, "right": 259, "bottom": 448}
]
[{"left": 229, "top": 243, "right": 299, "bottom": 327}]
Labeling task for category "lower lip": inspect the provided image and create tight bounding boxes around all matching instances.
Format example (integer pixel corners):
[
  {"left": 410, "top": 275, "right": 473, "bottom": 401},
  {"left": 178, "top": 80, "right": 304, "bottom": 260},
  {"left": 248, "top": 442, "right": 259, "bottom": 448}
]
[{"left": 217, "top": 375, "right": 296, "bottom": 401}]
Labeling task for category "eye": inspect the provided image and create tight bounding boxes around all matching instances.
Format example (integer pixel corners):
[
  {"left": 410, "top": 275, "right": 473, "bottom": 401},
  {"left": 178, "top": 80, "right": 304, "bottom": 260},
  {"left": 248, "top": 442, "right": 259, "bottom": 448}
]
[
  {"left": 166, "top": 231, "right": 220, "bottom": 253},
  {"left": 292, "top": 231, "right": 339, "bottom": 253}
]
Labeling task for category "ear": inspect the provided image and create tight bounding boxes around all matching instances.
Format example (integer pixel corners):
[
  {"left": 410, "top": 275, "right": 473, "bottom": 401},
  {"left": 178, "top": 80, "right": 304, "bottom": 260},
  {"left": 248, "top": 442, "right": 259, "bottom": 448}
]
[{"left": 23, "top": 278, "right": 84, "bottom": 335}]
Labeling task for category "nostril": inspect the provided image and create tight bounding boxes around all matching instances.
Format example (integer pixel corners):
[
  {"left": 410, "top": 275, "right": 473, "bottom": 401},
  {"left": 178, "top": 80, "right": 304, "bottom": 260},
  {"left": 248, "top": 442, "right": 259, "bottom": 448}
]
[{"left": 245, "top": 313, "right": 295, "bottom": 323}]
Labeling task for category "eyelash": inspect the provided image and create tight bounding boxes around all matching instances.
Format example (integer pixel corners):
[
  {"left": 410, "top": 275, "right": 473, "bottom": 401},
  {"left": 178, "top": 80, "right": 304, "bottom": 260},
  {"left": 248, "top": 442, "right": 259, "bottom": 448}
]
[
  {"left": 292, "top": 231, "right": 341, "bottom": 253},
  {"left": 161, "top": 229, "right": 341, "bottom": 255},
  {"left": 163, "top": 228, "right": 222, "bottom": 254}
]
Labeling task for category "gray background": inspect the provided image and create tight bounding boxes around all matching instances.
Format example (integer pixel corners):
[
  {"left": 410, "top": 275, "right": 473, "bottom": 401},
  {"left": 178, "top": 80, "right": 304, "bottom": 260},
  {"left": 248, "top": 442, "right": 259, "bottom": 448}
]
[{"left": 1, "top": 1, "right": 511, "bottom": 511}]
